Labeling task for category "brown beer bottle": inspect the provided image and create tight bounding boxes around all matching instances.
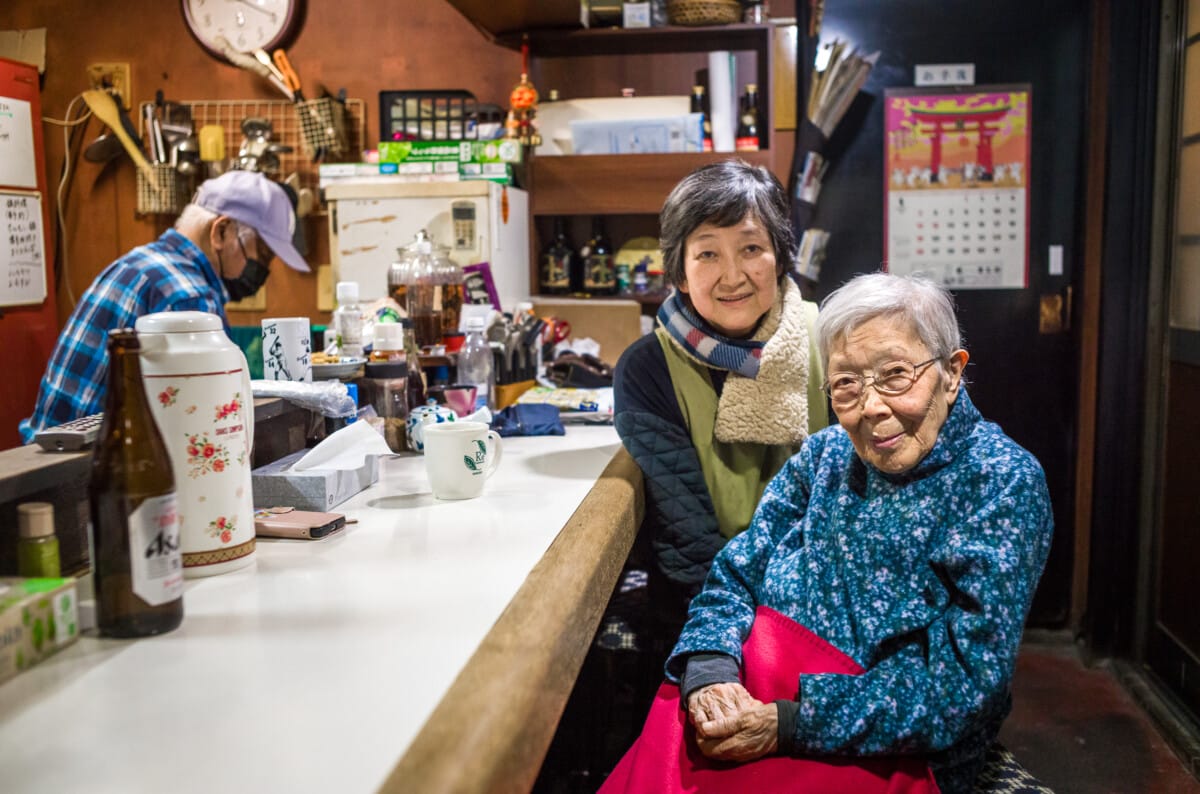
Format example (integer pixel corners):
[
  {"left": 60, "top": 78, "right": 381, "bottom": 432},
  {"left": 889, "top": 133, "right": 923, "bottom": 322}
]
[{"left": 89, "top": 329, "right": 184, "bottom": 638}]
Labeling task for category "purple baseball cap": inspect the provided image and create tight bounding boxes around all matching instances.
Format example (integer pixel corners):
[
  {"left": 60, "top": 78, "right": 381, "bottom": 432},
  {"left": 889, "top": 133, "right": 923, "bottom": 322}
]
[{"left": 193, "top": 170, "right": 310, "bottom": 272}]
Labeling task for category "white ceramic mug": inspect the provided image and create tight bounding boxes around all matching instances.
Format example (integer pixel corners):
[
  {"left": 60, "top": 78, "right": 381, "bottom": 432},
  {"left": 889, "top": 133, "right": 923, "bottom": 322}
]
[
  {"left": 261, "top": 317, "right": 312, "bottom": 382},
  {"left": 422, "top": 421, "right": 502, "bottom": 500}
]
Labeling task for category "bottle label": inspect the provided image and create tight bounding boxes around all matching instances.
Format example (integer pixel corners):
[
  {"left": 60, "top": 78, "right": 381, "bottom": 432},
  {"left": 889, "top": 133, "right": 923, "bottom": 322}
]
[
  {"left": 129, "top": 493, "right": 183, "bottom": 606},
  {"left": 584, "top": 254, "right": 615, "bottom": 290},
  {"left": 735, "top": 136, "right": 760, "bottom": 151},
  {"left": 542, "top": 253, "right": 570, "bottom": 290}
]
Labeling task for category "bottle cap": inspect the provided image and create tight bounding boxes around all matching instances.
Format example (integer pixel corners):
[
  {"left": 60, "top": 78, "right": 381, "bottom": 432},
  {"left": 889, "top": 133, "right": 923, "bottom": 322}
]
[
  {"left": 336, "top": 281, "right": 359, "bottom": 303},
  {"left": 17, "top": 502, "right": 54, "bottom": 539},
  {"left": 374, "top": 323, "right": 406, "bottom": 350}
]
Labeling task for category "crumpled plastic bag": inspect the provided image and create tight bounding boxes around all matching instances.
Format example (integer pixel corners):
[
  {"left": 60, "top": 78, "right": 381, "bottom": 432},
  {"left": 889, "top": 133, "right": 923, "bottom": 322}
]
[{"left": 251, "top": 379, "right": 356, "bottom": 418}]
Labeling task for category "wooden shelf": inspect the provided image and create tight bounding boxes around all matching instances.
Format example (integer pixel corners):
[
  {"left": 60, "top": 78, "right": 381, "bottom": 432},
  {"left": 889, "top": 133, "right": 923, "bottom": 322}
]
[
  {"left": 500, "top": 23, "right": 773, "bottom": 56},
  {"left": 529, "top": 151, "right": 777, "bottom": 215}
]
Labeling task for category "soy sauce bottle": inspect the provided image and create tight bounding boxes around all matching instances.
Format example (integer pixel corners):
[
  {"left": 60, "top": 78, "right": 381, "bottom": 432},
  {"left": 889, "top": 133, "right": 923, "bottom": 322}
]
[
  {"left": 89, "top": 329, "right": 184, "bottom": 638},
  {"left": 540, "top": 217, "right": 574, "bottom": 295},
  {"left": 581, "top": 216, "right": 615, "bottom": 296}
]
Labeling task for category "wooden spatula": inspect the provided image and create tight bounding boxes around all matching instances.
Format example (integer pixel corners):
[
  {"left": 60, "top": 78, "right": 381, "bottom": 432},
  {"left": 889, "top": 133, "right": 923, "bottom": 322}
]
[{"left": 82, "top": 89, "right": 159, "bottom": 190}]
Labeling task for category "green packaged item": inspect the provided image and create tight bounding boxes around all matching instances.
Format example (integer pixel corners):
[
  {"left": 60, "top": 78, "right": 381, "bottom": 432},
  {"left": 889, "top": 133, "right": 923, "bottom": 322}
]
[{"left": 0, "top": 578, "right": 79, "bottom": 686}]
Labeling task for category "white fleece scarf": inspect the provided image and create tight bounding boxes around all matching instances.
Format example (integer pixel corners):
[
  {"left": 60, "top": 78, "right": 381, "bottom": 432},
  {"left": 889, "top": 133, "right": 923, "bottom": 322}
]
[{"left": 665, "top": 278, "right": 812, "bottom": 445}]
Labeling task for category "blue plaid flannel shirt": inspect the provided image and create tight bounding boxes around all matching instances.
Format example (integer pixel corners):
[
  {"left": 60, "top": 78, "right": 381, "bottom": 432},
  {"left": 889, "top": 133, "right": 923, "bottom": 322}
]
[{"left": 20, "top": 229, "right": 231, "bottom": 443}]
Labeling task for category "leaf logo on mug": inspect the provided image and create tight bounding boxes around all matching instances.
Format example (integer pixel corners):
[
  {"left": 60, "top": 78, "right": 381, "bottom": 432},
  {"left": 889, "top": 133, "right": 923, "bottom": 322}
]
[{"left": 463, "top": 440, "right": 487, "bottom": 474}]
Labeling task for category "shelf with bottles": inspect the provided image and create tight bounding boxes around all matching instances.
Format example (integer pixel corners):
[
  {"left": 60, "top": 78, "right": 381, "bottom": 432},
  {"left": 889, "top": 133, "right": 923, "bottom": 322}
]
[{"left": 534, "top": 212, "right": 670, "bottom": 310}]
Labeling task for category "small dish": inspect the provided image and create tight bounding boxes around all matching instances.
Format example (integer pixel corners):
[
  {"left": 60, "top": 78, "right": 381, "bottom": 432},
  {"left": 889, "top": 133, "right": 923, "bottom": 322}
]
[{"left": 311, "top": 356, "right": 367, "bottom": 379}]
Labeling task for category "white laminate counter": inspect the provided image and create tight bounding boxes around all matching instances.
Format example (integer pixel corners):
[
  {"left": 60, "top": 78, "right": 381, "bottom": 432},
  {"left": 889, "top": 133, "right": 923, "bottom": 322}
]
[{"left": 0, "top": 425, "right": 624, "bottom": 794}]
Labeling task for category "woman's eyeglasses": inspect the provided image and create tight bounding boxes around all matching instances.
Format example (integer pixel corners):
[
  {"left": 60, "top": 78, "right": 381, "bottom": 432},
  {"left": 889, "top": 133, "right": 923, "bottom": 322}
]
[{"left": 822, "top": 358, "right": 941, "bottom": 407}]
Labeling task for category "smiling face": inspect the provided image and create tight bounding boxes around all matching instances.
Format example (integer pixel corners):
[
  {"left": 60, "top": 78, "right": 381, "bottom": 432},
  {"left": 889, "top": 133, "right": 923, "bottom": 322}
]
[
  {"left": 678, "top": 214, "right": 780, "bottom": 338},
  {"left": 828, "top": 313, "right": 968, "bottom": 474}
]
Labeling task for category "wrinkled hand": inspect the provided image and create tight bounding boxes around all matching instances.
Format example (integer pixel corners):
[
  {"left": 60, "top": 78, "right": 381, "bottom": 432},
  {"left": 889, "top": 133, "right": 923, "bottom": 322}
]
[{"left": 686, "top": 683, "right": 779, "bottom": 763}]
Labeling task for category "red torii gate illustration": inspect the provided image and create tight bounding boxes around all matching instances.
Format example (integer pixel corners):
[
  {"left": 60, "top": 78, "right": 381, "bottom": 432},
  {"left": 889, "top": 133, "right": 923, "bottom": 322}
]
[{"left": 909, "top": 105, "right": 1010, "bottom": 183}]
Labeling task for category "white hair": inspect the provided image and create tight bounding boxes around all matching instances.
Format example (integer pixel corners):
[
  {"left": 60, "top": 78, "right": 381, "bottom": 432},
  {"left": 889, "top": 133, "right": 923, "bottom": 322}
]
[
  {"left": 174, "top": 203, "right": 218, "bottom": 231},
  {"left": 174, "top": 203, "right": 260, "bottom": 247},
  {"left": 814, "top": 272, "right": 963, "bottom": 372}
]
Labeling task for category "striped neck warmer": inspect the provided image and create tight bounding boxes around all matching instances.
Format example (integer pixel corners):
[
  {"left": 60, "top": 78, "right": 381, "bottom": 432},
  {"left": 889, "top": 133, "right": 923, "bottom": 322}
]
[{"left": 657, "top": 290, "right": 764, "bottom": 379}]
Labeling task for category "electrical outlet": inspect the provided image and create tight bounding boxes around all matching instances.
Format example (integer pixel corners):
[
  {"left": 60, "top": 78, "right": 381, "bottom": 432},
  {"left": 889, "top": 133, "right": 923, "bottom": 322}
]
[{"left": 85, "top": 63, "right": 131, "bottom": 109}]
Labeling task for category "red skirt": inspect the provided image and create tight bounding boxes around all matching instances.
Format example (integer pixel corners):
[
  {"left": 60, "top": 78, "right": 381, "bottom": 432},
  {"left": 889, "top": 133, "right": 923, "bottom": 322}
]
[{"left": 599, "top": 606, "right": 940, "bottom": 794}]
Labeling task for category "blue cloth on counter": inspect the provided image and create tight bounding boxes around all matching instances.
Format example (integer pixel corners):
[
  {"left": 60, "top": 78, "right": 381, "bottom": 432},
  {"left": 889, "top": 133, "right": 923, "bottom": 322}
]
[{"left": 490, "top": 403, "right": 565, "bottom": 437}]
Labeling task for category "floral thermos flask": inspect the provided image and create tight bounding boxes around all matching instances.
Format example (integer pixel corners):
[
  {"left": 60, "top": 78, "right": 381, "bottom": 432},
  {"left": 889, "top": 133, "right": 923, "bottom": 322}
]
[{"left": 135, "top": 311, "right": 256, "bottom": 576}]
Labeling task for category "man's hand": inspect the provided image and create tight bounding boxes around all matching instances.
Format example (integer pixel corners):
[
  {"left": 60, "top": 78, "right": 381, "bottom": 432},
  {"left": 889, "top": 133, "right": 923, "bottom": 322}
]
[{"left": 686, "top": 683, "right": 779, "bottom": 763}]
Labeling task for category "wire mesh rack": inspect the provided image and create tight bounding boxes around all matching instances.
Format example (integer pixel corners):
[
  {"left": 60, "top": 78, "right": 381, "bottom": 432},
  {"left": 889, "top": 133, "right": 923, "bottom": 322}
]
[{"left": 137, "top": 98, "right": 366, "bottom": 215}]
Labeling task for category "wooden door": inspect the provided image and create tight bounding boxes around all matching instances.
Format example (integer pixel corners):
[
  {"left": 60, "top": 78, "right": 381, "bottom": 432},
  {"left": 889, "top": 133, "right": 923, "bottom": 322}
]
[{"left": 807, "top": 0, "right": 1092, "bottom": 625}]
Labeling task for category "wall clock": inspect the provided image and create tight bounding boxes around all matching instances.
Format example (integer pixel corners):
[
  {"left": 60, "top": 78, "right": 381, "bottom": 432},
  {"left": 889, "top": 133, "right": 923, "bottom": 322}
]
[{"left": 182, "top": 0, "right": 305, "bottom": 61}]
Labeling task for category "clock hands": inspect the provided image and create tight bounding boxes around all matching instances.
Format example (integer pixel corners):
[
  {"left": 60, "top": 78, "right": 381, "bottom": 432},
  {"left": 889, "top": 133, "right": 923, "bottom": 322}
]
[{"left": 227, "top": 0, "right": 277, "bottom": 23}]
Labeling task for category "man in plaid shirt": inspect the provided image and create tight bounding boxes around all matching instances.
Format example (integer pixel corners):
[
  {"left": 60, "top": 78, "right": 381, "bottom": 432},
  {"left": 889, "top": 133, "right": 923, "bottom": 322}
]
[{"left": 20, "top": 170, "right": 310, "bottom": 443}]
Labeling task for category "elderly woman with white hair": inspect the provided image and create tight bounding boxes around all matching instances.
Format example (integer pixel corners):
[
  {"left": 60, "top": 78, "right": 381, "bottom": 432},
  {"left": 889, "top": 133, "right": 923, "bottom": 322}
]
[{"left": 603, "top": 272, "right": 1053, "bottom": 794}]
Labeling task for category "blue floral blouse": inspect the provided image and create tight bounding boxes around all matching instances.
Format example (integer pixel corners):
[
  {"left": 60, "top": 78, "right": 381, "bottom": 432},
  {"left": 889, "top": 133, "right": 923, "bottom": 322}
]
[{"left": 666, "top": 388, "right": 1053, "bottom": 793}]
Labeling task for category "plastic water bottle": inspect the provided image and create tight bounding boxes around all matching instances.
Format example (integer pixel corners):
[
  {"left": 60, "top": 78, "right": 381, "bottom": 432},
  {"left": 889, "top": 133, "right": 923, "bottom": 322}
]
[
  {"left": 333, "top": 281, "right": 364, "bottom": 359},
  {"left": 458, "top": 316, "right": 493, "bottom": 411}
]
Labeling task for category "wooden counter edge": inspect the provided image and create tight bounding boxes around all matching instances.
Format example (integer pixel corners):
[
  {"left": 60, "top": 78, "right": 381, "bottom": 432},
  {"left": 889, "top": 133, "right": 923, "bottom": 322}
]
[{"left": 379, "top": 446, "right": 644, "bottom": 794}]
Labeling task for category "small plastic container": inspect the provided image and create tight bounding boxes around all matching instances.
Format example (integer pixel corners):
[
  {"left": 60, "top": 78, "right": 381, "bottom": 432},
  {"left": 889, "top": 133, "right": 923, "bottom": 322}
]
[
  {"left": 17, "top": 502, "right": 61, "bottom": 578},
  {"left": 362, "top": 361, "right": 410, "bottom": 452}
]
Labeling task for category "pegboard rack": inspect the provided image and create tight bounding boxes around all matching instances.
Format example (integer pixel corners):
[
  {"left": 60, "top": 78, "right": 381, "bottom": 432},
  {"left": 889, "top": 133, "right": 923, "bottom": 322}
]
[{"left": 137, "top": 98, "right": 367, "bottom": 216}]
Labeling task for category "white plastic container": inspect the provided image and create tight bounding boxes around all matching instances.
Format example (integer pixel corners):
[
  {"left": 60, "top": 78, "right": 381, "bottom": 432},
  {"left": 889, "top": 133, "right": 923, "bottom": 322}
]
[{"left": 134, "top": 311, "right": 256, "bottom": 577}]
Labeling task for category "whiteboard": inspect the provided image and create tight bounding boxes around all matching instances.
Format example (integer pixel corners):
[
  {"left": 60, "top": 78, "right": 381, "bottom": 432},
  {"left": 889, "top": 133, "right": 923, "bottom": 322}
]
[
  {"left": 1, "top": 190, "right": 47, "bottom": 306},
  {"left": 0, "top": 96, "right": 37, "bottom": 189}
]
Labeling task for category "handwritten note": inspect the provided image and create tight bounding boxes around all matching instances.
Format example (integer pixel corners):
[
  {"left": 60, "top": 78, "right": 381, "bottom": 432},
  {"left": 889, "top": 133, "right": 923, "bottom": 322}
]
[
  {"left": 1, "top": 190, "right": 47, "bottom": 306},
  {"left": 0, "top": 97, "right": 37, "bottom": 189}
]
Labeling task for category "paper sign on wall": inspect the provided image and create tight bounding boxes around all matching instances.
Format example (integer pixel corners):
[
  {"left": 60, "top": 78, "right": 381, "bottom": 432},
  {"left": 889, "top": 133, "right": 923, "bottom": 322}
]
[
  {"left": 883, "top": 86, "right": 1031, "bottom": 290},
  {"left": 0, "top": 96, "right": 37, "bottom": 189},
  {"left": 1, "top": 190, "right": 47, "bottom": 306}
]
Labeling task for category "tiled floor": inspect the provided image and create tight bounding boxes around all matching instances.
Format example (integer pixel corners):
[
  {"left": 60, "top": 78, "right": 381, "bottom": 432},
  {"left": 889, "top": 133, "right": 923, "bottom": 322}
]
[{"left": 1000, "top": 637, "right": 1200, "bottom": 793}]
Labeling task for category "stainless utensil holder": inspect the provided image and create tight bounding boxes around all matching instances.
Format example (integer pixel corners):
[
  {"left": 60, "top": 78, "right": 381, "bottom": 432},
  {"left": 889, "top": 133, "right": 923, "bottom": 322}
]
[
  {"left": 296, "top": 97, "right": 347, "bottom": 158},
  {"left": 136, "top": 163, "right": 188, "bottom": 215}
]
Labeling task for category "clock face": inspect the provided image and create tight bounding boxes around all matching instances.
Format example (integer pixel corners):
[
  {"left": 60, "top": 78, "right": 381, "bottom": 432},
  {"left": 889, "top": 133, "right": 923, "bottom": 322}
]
[{"left": 182, "top": 0, "right": 303, "bottom": 59}]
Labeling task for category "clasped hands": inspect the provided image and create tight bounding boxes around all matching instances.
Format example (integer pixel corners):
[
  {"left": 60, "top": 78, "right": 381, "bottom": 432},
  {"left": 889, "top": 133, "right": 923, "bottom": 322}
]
[{"left": 685, "top": 681, "right": 779, "bottom": 762}]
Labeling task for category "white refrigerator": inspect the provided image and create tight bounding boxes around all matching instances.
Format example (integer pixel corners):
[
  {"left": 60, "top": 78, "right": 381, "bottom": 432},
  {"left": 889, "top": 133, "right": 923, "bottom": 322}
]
[{"left": 324, "top": 180, "right": 530, "bottom": 313}]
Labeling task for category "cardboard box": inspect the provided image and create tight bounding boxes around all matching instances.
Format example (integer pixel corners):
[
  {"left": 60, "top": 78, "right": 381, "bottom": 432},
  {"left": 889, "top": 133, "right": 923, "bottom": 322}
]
[
  {"left": 569, "top": 113, "right": 705, "bottom": 155},
  {"left": 0, "top": 578, "right": 79, "bottom": 686},
  {"left": 251, "top": 448, "right": 381, "bottom": 511},
  {"left": 530, "top": 297, "right": 642, "bottom": 367}
]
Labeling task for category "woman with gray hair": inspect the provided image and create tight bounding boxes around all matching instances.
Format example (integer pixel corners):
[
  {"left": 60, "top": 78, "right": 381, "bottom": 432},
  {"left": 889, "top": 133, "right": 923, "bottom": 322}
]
[
  {"left": 604, "top": 271, "right": 1053, "bottom": 794},
  {"left": 612, "top": 159, "right": 827, "bottom": 665}
]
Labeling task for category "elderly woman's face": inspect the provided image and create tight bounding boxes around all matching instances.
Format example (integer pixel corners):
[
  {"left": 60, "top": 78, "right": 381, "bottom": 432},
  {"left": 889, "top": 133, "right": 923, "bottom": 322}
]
[
  {"left": 828, "top": 314, "right": 967, "bottom": 474},
  {"left": 678, "top": 214, "right": 778, "bottom": 338}
]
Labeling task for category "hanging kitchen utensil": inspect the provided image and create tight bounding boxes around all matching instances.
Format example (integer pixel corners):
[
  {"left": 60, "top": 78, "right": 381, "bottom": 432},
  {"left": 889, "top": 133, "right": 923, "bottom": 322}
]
[{"left": 82, "top": 89, "right": 159, "bottom": 189}]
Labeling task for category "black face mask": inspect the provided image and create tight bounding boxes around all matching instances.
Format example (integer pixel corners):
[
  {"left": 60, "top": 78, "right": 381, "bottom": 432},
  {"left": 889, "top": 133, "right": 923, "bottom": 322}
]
[{"left": 222, "top": 256, "right": 270, "bottom": 301}]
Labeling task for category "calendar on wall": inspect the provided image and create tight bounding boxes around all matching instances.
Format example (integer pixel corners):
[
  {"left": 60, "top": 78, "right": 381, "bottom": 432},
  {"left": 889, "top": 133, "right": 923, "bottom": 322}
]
[{"left": 883, "top": 85, "right": 1031, "bottom": 290}]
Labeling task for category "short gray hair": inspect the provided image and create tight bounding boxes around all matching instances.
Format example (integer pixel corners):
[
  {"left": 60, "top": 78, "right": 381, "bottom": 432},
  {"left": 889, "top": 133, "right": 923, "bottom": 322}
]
[
  {"left": 659, "top": 159, "right": 795, "bottom": 287},
  {"left": 174, "top": 203, "right": 218, "bottom": 231},
  {"left": 814, "top": 272, "right": 962, "bottom": 371},
  {"left": 175, "top": 203, "right": 260, "bottom": 248}
]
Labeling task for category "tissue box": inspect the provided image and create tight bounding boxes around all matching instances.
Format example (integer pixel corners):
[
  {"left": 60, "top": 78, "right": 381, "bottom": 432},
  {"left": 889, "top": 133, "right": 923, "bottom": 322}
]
[
  {"left": 0, "top": 578, "right": 79, "bottom": 686},
  {"left": 251, "top": 449, "right": 381, "bottom": 511},
  {"left": 570, "top": 113, "right": 704, "bottom": 155}
]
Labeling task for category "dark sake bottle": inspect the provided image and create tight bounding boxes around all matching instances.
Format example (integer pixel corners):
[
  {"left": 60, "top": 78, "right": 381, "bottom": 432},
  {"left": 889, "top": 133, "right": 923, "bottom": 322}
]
[{"left": 89, "top": 329, "right": 184, "bottom": 638}]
